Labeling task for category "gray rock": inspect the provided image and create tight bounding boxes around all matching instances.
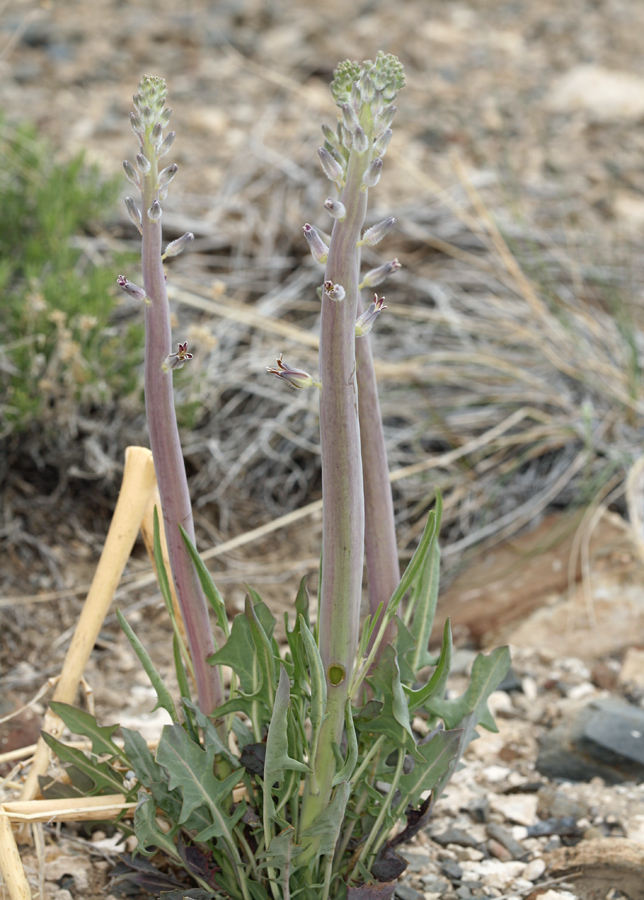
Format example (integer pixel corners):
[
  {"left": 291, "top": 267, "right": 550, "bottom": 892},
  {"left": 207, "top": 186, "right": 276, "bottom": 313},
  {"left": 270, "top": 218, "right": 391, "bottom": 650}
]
[
  {"left": 456, "top": 887, "right": 472, "bottom": 900},
  {"left": 536, "top": 697, "right": 644, "bottom": 783},
  {"left": 398, "top": 852, "right": 432, "bottom": 872},
  {"left": 537, "top": 785, "right": 589, "bottom": 821},
  {"left": 432, "top": 828, "right": 480, "bottom": 848},
  {"left": 463, "top": 797, "right": 490, "bottom": 823},
  {"left": 486, "top": 823, "right": 526, "bottom": 860},
  {"left": 395, "top": 886, "right": 424, "bottom": 900},
  {"left": 440, "top": 860, "right": 463, "bottom": 882},
  {"left": 497, "top": 667, "right": 523, "bottom": 693},
  {"left": 421, "top": 875, "right": 451, "bottom": 893}
]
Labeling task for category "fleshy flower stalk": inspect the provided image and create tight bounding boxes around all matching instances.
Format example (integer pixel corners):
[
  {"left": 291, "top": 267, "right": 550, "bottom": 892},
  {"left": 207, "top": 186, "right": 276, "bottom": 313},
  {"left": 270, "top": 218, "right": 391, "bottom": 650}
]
[
  {"left": 125, "top": 75, "right": 223, "bottom": 720},
  {"left": 299, "top": 51, "right": 405, "bottom": 850}
]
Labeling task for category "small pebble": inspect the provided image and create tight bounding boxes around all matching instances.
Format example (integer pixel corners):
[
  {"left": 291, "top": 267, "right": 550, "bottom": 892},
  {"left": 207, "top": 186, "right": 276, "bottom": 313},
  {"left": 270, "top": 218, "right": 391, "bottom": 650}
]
[
  {"left": 394, "top": 885, "right": 423, "bottom": 900},
  {"left": 421, "top": 875, "right": 451, "bottom": 893},
  {"left": 434, "top": 828, "right": 480, "bottom": 848},
  {"left": 488, "top": 839, "right": 513, "bottom": 862},
  {"left": 522, "top": 857, "right": 546, "bottom": 881},
  {"left": 441, "top": 859, "right": 463, "bottom": 882},
  {"left": 53, "top": 892, "right": 73, "bottom": 900},
  {"left": 91, "top": 829, "right": 107, "bottom": 842}
]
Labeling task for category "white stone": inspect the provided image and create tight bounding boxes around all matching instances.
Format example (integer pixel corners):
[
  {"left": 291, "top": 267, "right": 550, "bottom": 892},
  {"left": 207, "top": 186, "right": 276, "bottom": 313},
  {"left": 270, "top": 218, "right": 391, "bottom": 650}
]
[
  {"left": 483, "top": 765, "right": 512, "bottom": 783},
  {"left": 522, "top": 676, "right": 538, "bottom": 702},
  {"left": 512, "top": 826, "right": 528, "bottom": 841},
  {"left": 566, "top": 682, "right": 596, "bottom": 701},
  {"left": 461, "top": 859, "right": 526, "bottom": 889},
  {"left": 547, "top": 66, "right": 644, "bottom": 121},
  {"left": 538, "top": 892, "right": 578, "bottom": 900},
  {"left": 490, "top": 794, "right": 539, "bottom": 826},
  {"left": 620, "top": 647, "right": 644, "bottom": 688},
  {"left": 522, "top": 857, "right": 546, "bottom": 881},
  {"left": 488, "top": 690, "right": 513, "bottom": 716},
  {"left": 45, "top": 857, "right": 91, "bottom": 892}
]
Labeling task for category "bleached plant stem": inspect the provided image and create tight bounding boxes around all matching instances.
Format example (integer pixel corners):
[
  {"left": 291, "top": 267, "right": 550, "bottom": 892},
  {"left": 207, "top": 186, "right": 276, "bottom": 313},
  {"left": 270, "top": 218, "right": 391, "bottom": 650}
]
[{"left": 121, "top": 77, "right": 223, "bottom": 718}]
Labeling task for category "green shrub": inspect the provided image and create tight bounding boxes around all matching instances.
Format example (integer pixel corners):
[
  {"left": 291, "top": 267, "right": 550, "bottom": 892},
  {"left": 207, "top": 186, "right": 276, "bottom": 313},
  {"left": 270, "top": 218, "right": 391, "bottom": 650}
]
[{"left": 0, "top": 119, "right": 143, "bottom": 436}]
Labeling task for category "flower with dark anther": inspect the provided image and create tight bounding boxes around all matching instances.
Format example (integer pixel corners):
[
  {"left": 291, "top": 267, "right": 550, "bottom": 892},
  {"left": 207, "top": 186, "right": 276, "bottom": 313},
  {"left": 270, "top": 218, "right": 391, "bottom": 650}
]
[
  {"left": 355, "top": 294, "right": 388, "bottom": 336},
  {"left": 323, "top": 280, "right": 346, "bottom": 302},
  {"left": 267, "top": 354, "right": 321, "bottom": 390},
  {"left": 163, "top": 341, "right": 193, "bottom": 372},
  {"left": 116, "top": 274, "right": 149, "bottom": 304},
  {"left": 303, "top": 224, "right": 329, "bottom": 265},
  {"left": 359, "top": 258, "right": 401, "bottom": 290}
]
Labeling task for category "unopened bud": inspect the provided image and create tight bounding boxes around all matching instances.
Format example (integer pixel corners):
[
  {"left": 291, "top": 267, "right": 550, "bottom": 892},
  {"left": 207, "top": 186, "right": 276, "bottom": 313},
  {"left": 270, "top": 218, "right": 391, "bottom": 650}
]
[
  {"left": 116, "top": 275, "right": 147, "bottom": 303},
  {"left": 267, "top": 354, "right": 321, "bottom": 390},
  {"left": 361, "top": 74, "right": 376, "bottom": 103},
  {"left": 132, "top": 93, "right": 144, "bottom": 113},
  {"left": 163, "top": 341, "right": 193, "bottom": 372},
  {"left": 323, "top": 281, "right": 345, "bottom": 302},
  {"left": 151, "top": 122, "right": 163, "bottom": 145},
  {"left": 147, "top": 200, "right": 162, "bottom": 222},
  {"left": 157, "top": 165, "right": 177, "bottom": 190},
  {"left": 373, "top": 128, "right": 393, "bottom": 157},
  {"left": 360, "top": 258, "right": 401, "bottom": 289},
  {"left": 125, "top": 197, "right": 142, "bottom": 232},
  {"left": 323, "top": 198, "right": 346, "bottom": 220},
  {"left": 158, "top": 131, "right": 176, "bottom": 158},
  {"left": 164, "top": 232, "right": 194, "bottom": 258},
  {"left": 376, "top": 105, "right": 397, "bottom": 134},
  {"left": 303, "top": 224, "right": 329, "bottom": 264},
  {"left": 353, "top": 126, "right": 369, "bottom": 155},
  {"left": 360, "top": 216, "right": 395, "bottom": 246},
  {"left": 158, "top": 107, "right": 172, "bottom": 128},
  {"left": 141, "top": 105, "right": 154, "bottom": 126},
  {"left": 361, "top": 158, "right": 383, "bottom": 190},
  {"left": 136, "top": 153, "right": 151, "bottom": 174},
  {"left": 341, "top": 103, "right": 359, "bottom": 133},
  {"left": 318, "top": 147, "right": 344, "bottom": 184},
  {"left": 339, "top": 123, "right": 353, "bottom": 150},
  {"left": 350, "top": 82, "right": 363, "bottom": 113},
  {"left": 130, "top": 112, "right": 145, "bottom": 135},
  {"left": 322, "top": 123, "right": 340, "bottom": 149},
  {"left": 355, "top": 294, "right": 387, "bottom": 336},
  {"left": 372, "top": 91, "right": 384, "bottom": 119},
  {"left": 123, "top": 160, "right": 141, "bottom": 189}
]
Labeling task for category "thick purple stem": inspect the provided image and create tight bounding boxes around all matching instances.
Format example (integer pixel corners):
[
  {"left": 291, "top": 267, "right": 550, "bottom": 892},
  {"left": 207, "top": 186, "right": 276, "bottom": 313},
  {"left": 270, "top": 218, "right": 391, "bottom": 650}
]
[
  {"left": 300, "top": 146, "right": 369, "bottom": 837},
  {"left": 355, "top": 312, "right": 399, "bottom": 650},
  {"left": 141, "top": 138, "right": 223, "bottom": 719}
]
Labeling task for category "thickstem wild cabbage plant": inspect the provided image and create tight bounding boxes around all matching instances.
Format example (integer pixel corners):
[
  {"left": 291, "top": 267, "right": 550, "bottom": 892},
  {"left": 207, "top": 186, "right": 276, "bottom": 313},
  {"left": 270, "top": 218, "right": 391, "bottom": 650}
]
[{"left": 46, "top": 59, "right": 510, "bottom": 900}]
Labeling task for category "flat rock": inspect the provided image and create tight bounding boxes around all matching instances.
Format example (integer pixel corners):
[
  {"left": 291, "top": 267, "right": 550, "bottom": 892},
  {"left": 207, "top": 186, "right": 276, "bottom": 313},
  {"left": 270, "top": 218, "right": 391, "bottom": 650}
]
[
  {"left": 420, "top": 875, "right": 451, "bottom": 894},
  {"left": 619, "top": 647, "right": 644, "bottom": 688},
  {"left": 486, "top": 823, "right": 526, "bottom": 859},
  {"left": 544, "top": 837, "right": 644, "bottom": 900},
  {"left": 432, "top": 828, "right": 480, "bottom": 848},
  {"left": 547, "top": 66, "right": 644, "bottom": 122},
  {"left": 489, "top": 794, "right": 538, "bottom": 826},
  {"left": 440, "top": 859, "right": 463, "bottom": 882},
  {"left": 537, "top": 698, "right": 644, "bottom": 783},
  {"left": 394, "top": 886, "right": 423, "bottom": 900}
]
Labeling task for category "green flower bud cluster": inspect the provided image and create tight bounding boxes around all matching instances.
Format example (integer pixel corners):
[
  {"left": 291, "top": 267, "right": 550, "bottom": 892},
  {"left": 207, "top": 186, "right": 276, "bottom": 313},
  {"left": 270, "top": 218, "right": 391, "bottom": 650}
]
[
  {"left": 330, "top": 51, "right": 405, "bottom": 107},
  {"left": 320, "top": 52, "right": 405, "bottom": 186}
]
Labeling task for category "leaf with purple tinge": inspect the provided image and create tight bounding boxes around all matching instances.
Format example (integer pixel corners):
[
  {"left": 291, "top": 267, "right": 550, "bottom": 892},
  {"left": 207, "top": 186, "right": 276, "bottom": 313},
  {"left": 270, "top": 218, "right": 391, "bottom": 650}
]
[{"left": 347, "top": 881, "right": 398, "bottom": 900}]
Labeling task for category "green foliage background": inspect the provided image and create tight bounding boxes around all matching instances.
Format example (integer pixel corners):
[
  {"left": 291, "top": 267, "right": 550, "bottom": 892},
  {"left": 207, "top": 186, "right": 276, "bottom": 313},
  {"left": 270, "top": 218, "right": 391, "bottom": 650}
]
[{"left": 0, "top": 119, "right": 143, "bottom": 436}]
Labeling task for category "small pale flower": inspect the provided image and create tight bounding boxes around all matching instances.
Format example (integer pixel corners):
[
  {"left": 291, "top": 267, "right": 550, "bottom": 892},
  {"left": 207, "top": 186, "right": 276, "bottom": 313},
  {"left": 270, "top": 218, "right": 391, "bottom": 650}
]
[
  {"left": 164, "top": 341, "right": 194, "bottom": 371},
  {"left": 267, "top": 354, "right": 321, "bottom": 390},
  {"left": 361, "top": 158, "right": 383, "bottom": 190},
  {"left": 163, "top": 232, "right": 194, "bottom": 258},
  {"left": 116, "top": 274, "right": 148, "bottom": 303},
  {"left": 359, "top": 217, "right": 395, "bottom": 247},
  {"left": 355, "top": 294, "right": 388, "bottom": 336},
  {"left": 303, "top": 224, "right": 329, "bottom": 264},
  {"left": 323, "top": 198, "right": 346, "bottom": 220},
  {"left": 323, "top": 281, "right": 345, "bottom": 302},
  {"left": 359, "top": 258, "right": 401, "bottom": 289}
]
